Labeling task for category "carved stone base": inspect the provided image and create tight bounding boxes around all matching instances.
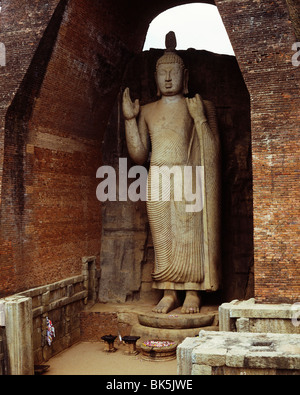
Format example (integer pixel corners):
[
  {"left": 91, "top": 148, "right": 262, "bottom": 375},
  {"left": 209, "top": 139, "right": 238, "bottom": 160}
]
[
  {"left": 140, "top": 340, "right": 178, "bottom": 361},
  {"left": 131, "top": 306, "right": 219, "bottom": 344},
  {"left": 138, "top": 311, "right": 215, "bottom": 329}
]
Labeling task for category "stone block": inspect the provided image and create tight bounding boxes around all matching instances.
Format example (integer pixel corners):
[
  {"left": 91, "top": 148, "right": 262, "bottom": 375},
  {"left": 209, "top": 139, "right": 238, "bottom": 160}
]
[
  {"left": 42, "top": 291, "right": 50, "bottom": 306},
  {"left": 218, "top": 300, "right": 239, "bottom": 331},
  {"left": 190, "top": 331, "right": 300, "bottom": 375},
  {"left": 229, "top": 300, "right": 294, "bottom": 319},
  {"left": 225, "top": 347, "right": 247, "bottom": 367},
  {"left": 250, "top": 318, "right": 299, "bottom": 334},
  {"left": 177, "top": 337, "right": 202, "bottom": 375},
  {"left": 192, "top": 345, "right": 227, "bottom": 366},
  {"left": 236, "top": 317, "right": 250, "bottom": 332},
  {"left": 219, "top": 300, "right": 300, "bottom": 335},
  {"left": 192, "top": 364, "right": 212, "bottom": 375}
]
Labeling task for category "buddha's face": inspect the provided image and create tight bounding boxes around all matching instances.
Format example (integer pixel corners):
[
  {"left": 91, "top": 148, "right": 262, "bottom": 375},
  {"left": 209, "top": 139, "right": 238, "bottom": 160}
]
[{"left": 156, "top": 62, "right": 184, "bottom": 96}]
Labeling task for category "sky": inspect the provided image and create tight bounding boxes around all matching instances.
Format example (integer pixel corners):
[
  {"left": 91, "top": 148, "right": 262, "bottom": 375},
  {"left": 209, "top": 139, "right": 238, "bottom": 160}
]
[{"left": 143, "top": 4, "right": 235, "bottom": 56}]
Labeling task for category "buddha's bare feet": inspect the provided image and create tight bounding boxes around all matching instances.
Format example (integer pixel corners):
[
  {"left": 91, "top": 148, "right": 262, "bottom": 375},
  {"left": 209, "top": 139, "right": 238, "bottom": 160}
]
[
  {"left": 181, "top": 291, "right": 201, "bottom": 314},
  {"left": 152, "top": 290, "right": 179, "bottom": 314}
]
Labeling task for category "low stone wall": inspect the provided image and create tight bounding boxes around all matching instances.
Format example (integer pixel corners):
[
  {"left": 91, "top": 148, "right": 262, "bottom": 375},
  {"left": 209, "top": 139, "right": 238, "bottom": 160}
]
[
  {"left": 18, "top": 274, "right": 87, "bottom": 364},
  {"left": 219, "top": 299, "right": 300, "bottom": 334},
  {"left": 0, "top": 258, "right": 100, "bottom": 374}
]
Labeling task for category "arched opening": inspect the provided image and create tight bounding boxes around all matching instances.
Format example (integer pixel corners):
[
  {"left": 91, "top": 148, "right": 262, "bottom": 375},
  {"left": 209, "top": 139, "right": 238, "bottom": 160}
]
[
  {"left": 143, "top": 3, "right": 234, "bottom": 55},
  {"left": 99, "top": 2, "right": 254, "bottom": 305}
]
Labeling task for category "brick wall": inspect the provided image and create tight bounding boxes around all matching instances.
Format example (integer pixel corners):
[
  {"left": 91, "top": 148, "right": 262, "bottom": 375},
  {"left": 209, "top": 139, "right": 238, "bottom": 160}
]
[
  {"left": 215, "top": 0, "right": 300, "bottom": 303},
  {"left": 0, "top": 0, "right": 129, "bottom": 296},
  {"left": 0, "top": 0, "right": 61, "bottom": 203},
  {"left": 80, "top": 311, "right": 132, "bottom": 342},
  {"left": 0, "top": 0, "right": 146, "bottom": 298}
]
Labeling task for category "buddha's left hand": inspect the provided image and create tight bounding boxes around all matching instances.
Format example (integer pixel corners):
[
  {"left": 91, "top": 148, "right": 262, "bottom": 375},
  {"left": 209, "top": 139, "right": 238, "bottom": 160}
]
[{"left": 186, "top": 94, "right": 206, "bottom": 123}]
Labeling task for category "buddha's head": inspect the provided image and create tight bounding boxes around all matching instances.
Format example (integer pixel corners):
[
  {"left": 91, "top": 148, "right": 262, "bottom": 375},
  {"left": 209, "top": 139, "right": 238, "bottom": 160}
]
[{"left": 155, "top": 31, "right": 189, "bottom": 97}]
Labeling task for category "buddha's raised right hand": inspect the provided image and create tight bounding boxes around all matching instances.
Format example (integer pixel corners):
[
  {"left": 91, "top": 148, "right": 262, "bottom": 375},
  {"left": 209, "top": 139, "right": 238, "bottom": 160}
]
[{"left": 122, "top": 87, "right": 140, "bottom": 120}]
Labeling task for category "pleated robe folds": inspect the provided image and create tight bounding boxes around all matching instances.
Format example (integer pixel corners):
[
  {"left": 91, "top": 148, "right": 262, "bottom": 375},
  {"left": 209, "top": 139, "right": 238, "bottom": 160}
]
[{"left": 148, "top": 100, "right": 221, "bottom": 292}]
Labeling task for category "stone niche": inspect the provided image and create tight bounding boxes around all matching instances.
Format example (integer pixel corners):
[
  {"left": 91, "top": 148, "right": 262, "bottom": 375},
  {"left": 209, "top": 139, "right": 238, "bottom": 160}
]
[{"left": 99, "top": 49, "right": 253, "bottom": 304}]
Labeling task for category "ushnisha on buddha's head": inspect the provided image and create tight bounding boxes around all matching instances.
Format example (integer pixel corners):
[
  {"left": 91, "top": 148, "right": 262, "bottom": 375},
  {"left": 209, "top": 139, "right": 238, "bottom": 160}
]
[{"left": 155, "top": 31, "right": 189, "bottom": 97}]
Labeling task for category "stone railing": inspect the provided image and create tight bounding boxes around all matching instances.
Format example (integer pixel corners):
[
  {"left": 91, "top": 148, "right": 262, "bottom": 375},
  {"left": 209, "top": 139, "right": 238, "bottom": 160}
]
[{"left": 18, "top": 273, "right": 87, "bottom": 364}]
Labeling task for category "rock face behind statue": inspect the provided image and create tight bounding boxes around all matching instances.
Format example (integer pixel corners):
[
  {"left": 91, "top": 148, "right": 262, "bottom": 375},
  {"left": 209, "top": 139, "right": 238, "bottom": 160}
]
[{"left": 122, "top": 32, "right": 221, "bottom": 314}]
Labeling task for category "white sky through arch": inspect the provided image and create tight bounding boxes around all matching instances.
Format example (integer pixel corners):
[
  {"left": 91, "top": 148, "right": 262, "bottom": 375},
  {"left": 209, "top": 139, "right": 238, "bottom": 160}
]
[{"left": 143, "top": 3, "right": 235, "bottom": 56}]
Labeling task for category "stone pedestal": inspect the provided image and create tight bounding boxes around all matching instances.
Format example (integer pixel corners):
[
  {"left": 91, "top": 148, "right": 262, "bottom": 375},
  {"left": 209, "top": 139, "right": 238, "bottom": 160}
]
[
  {"left": 130, "top": 306, "right": 219, "bottom": 343},
  {"left": 141, "top": 340, "right": 178, "bottom": 361},
  {"left": 101, "top": 335, "right": 117, "bottom": 352},
  {"left": 122, "top": 336, "right": 140, "bottom": 355}
]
